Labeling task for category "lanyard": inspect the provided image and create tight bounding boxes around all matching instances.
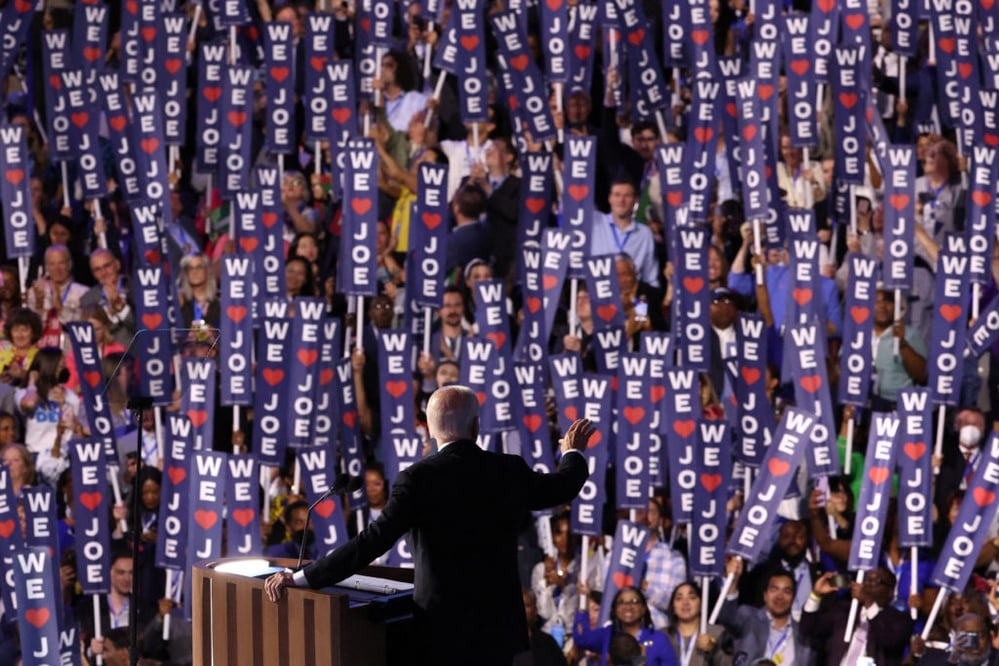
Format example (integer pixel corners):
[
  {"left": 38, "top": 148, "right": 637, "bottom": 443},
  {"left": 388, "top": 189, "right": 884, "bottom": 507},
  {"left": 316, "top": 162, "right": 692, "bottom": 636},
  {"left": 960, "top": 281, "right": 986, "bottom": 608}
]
[
  {"left": 767, "top": 626, "right": 790, "bottom": 660},
  {"left": 609, "top": 222, "right": 633, "bottom": 253},
  {"left": 677, "top": 631, "right": 698, "bottom": 666}
]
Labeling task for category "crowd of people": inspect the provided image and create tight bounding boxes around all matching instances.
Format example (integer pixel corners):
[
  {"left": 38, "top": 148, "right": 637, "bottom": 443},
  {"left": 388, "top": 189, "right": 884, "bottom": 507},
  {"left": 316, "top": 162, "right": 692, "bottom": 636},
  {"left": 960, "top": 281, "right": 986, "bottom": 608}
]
[{"left": 0, "top": 0, "right": 991, "bottom": 663}]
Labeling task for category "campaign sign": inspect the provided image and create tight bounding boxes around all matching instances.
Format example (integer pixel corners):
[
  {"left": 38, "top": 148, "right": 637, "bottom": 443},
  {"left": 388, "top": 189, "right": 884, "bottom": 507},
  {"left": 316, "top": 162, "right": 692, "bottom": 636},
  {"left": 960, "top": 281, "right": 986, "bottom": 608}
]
[
  {"left": 327, "top": 61, "right": 359, "bottom": 200},
  {"left": 931, "top": 432, "right": 999, "bottom": 592},
  {"left": 187, "top": 451, "right": 228, "bottom": 562},
  {"left": 616, "top": 354, "right": 655, "bottom": 508},
  {"left": 160, "top": 12, "right": 188, "bottom": 145},
  {"left": 656, "top": 143, "right": 686, "bottom": 231},
  {"left": 832, "top": 47, "right": 867, "bottom": 185},
  {"left": 132, "top": 265, "right": 173, "bottom": 405},
  {"left": 119, "top": 0, "right": 141, "bottom": 83},
  {"left": 517, "top": 152, "right": 553, "bottom": 259},
  {"left": 313, "top": 319, "right": 341, "bottom": 450},
  {"left": 337, "top": 140, "right": 379, "bottom": 296},
  {"left": 570, "top": 375, "right": 612, "bottom": 537},
  {"left": 848, "top": 413, "right": 900, "bottom": 571},
  {"left": 156, "top": 414, "right": 192, "bottom": 569},
  {"left": 881, "top": 145, "right": 916, "bottom": 290},
  {"left": 690, "top": 421, "right": 731, "bottom": 578},
  {"left": 549, "top": 352, "right": 583, "bottom": 434},
  {"left": 137, "top": 0, "right": 164, "bottom": 94},
  {"left": 750, "top": 0, "right": 782, "bottom": 136},
  {"left": 23, "top": 486, "right": 60, "bottom": 620},
  {"left": 254, "top": 167, "right": 287, "bottom": 308},
  {"left": 299, "top": 447, "right": 349, "bottom": 555},
  {"left": 224, "top": 454, "right": 260, "bottom": 556},
  {"left": 0, "top": 124, "right": 33, "bottom": 259},
  {"left": 966, "top": 147, "right": 997, "bottom": 285},
  {"left": 411, "top": 163, "right": 450, "bottom": 309},
  {"left": 515, "top": 363, "right": 555, "bottom": 475},
  {"left": 541, "top": 230, "right": 571, "bottom": 336},
  {"left": 736, "top": 79, "right": 770, "bottom": 221},
  {"left": 233, "top": 188, "right": 267, "bottom": 307},
  {"left": 131, "top": 93, "right": 172, "bottom": 215},
  {"left": 567, "top": 2, "right": 598, "bottom": 95},
  {"left": 460, "top": 338, "right": 496, "bottom": 447},
  {"left": 728, "top": 408, "right": 815, "bottom": 563},
  {"left": 734, "top": 315, "right": 774, "bottom": 466},
  {"left": 788, "top": 322, "right": 839, "bottom": 477},
  {"left": 596, "top": 521, "right": 651, "bottom": 626},
  {"left": 785, "top": 210, "right": 822, "bottom": 328},
  {"left": 784, "top": 14, "right": 818, "bottom": 148},
  {"left": 64, "top": 324, "right": 115, "bottom": 462},
  {"left": 70, "top": 440, "right": 111, "bottom": 594},
  {"left": 286, "top": 299, "right": 326, "bottom": 447},
  {"left": 264, "top": 22, "right": 296, "bottom": 155},
  {"left": 196, "top": 41, "right": 227, "bottom": 173},
  {"left": 586, "top": 255, "right": 626, "bottom": 331},
  {"left": 336, "top": 358, "right": 366, "bottom": 511},
  {"left": 452, "top": 0, "right": 488, "bottom": 122},
  {"left": 614, "top": 0, "right": 668, "bottom": 119},
  {"left": 305, "top": 14, "right": 337, "bottom": 142},
  {"left": 42, "top": 30, "right": 73, "bottom": 162},
  {"left": 837, "top": 255, "right": 878, "bottom": 406},
  {"left": 930, "top": 235, "right": 970, "bottom": 405},
  {"left": 475, "top": 280, "right": 518, "bottom": 433},
  {"left": 62, "top": 69, "right": 107, "bottom": 199},
  {"left": 220, "top": 257, "right": 254, "bottom": 405},
  {"left": 0, "top": 0, "right": 38, "bottom": 82},
  {"left": 0, "top": 467, "right": 20, "bottom": 618},
  {"left": 541, "top": 0, "right": 568, "bottom": 83},
  {"left": 380, "top": 331, "right": 422, "bottom": 480},
  {"left": 897, "top": 388, "right": 933, "bottom": 548},
  {"left": 181, "top": 359, "right": 216, "bottom": 451},
  {"left": 892, "top": 0, "right": 919, "bottom": 56},
  {"left": 219, "top": 65, "right": 253, "bottom": 197},
  {"left": 491, "top": 12, "right": 557, "bottom": 143},
  {"left": 682, "top": 81, "right": 720, "bottom": 222},
  {"left": 561, "top": 137, "right": 596, "bottom": 279},
  {"left": 254, "top": 300, "right": 292, "bottom": 465},
  {"left": 13, "top": 548, "right": 60, "bottom": 664},
  {"left": 665, "top": 368, "right": 699, "bottom": 524},
  {"left": 593, "top": 327, "right": 628, "bottom": 379},
  {"left": 674, "top": 226, "right": 711, "bottom": 371},
  {"left": 516, "top": 246, "right": 549, "bottom": 366},
  {"left": 99, "top": 72, "right": 144, "bottom": 202}
]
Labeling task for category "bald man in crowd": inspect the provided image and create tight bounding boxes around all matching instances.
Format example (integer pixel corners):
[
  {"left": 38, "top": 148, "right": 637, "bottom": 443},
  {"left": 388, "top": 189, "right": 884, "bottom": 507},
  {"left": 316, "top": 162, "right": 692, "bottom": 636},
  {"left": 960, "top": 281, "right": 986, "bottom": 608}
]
[{"left": 265, "top": 385, "right": 593, "bottom": 665}]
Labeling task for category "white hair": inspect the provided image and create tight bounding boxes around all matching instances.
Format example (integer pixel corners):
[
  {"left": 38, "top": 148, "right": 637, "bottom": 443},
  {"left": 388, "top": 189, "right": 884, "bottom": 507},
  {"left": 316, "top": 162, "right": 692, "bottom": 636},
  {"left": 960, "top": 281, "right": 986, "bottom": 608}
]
[{"left": 427, "top": 386, "right": 479, "bottom": 443}]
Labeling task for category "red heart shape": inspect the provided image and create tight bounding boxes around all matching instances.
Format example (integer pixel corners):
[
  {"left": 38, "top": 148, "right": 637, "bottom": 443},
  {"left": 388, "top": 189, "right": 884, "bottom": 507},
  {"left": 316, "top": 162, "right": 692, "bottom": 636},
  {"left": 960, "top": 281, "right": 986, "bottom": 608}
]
[
  {"left": 816, "top": 0, "right": 834, "bottom": 11},
  {"left": 623, "top": 406, "right": 645, "bottom": 425},
  {"left": 270, "top": 66, "right": 289, "bottom": 83},
  {"left": 228, "top": 111, "right": 247, "bottom": 127},
  {"left": 526, "top": 297, "right": 542, "bottom": 314},
  {"left": 320, "top": 368, "right": 334, "bottom": 384},
  {"left": 231, "top": 508, "right": 255, "bottom": 527},
  {"left": 850, "top": 306, "right": 869, "bottom": 324},
  {"left": 165, "top": 58, "right": 182, "bottom": 74},
  {"left": 662, "top": 192, "right": 681, "bottom": 209},
  {"left": 984, "top": 0, "right": 995, "bottom": 10},
  {"left": 525, "top": 197, "right": 545, "bottom": 214},
  {"left": 959, "top": 63, "right": 973, "bottom": 79},
  {"left": 524, "top": 414, "right": 544, "bottom": 433},
  {"left": 691, "top": 29, "right": 709, "bottom": 45},
  {"left": 262, "top": 212, "right": 278, "bottom": 228},
  {"left": 868, "top": 466, "right": 890, "bottom": 485},
  {"left": 793, "top": 288, "right": 812, "bottom": 306},
  {"left": 194, "top": 509, "right": 218, "bottom": 530},
  {"left": 310, "top": 56, "right": 327, "bottom": 72},
  {"left": 768, "top": 458, "right": 791, "bottom": 477},
  {"left": 140, "top": 137, "right": 159, "bottom": 155},
  {"left": 188, "top": 410, "right": 207, "bottom": 427},
  {"left": 422, "top": 212, "right": 442, "bottom": 229},
  {"left": 0, "top": 519, "right": 14, "bottom": 539},
  {"left": 546, "top": 0, "right": 561, "bottom": 9},
  {"left": 587, "top": 430, "right": 602, "bottom": 448},
  {"left": 790, "top": 59, "right": 809, "bottom": 75},
  {"left": 141, "top": 313, "right": 162, "bottom": 329},
  {"left": 742, "top": 126, "right": 757, "bottom": 142},
  {"left": 476, "top": 391, "right": 487, "bottom": 406},
  {"left": 48, "top": 74, "right": 62, "bottom": 90},
  {"left": 682, "top": 277, "right": 704, "bottom": 294},
  {"left": 838, "top": 92, "right": 858, "bottom": 109},
  {"left": 297, "top": 349, "right": 318, "bottom": 367},
  {"left": 567, "top": 184, "right": 589, "bottom": 201},
  {"left": 596, "top": 304, "right": 617, "bottom": 322},
  {"left": 460, "top": 35, "right": 479, "bottom": 51},
  {"left": 800, "top": 375, "right": 822, "bottom": 393},
  {"left": 889, "top": 194, "right": 909, "bottom": 210},
  {"left": 612, "top": 572, "right": 635, "bottom": 589},
  {"left": 986, "top": 133, "right": 999, "bottom": 147},
  {"left": 5, "top": 169, "right": 23, "bottom": 186},
  {"left": 351, "top": 198, "right": 372, "bottom": 215},
  {"left": 543, "top": 274, "right": 559, "bottom": 290},
  {"left": 564, "top": 406, "right": 578, "bottom": 421},
  {"left": 83, "top": 370, "right": 102, "bottom": 388},
  {"left": 974, "top": 487, "right": 995, "bottom": 507},
  {"left": 673, "top": 419, "right": 695, "bottom": 439},
  {"left": 239, "top": 237, "right": 258, "bottom": 253},
  {"left": 359, "top": 17, "right": 371, "bottom": 32},
  {"left": 109, "top": 115, "right": 127, "bottom": 132},
  {"left": 759, "top": 84, "right": 774, "bottom": 101},
  {"left": 386, "top": 380, "right": 408, "bottom": 399},
  {"left": 508, "top": 95, "right": 519, "bottom": 111},
  {"left": 574, "top": 45, "right": 591, "bottom": 60},
  {"left": 845, "top": 13, "right": 864, "bottom": 29},
  {"left": 342, "top": 410, "right": 357, "bottom": 427},
  {"left": 332, "top": 107, "right": 351, "bottom": 124},
  {"left": 168, "top": 467, "right": 186, "bottom": 485},
  {"left": 24, "top": 609, "right": 49, "bottom": 629},
  {"left": 940, "top": 304, "right": 962, "bottom": 323},
  {"left": 904, "top": 442, "right": 926, "bottom": 461},
  {"left": 141, "top": 26, "right": 156, "bottom": 42},
  {"left": 80, "top": 491, "right": 102, "bottom": 511},
  {"left": 973, "top": 190, "right": 992, "bottom": 208},
  {"left": 741, "top": 367, "right": 760, "bottom": 385},
  {"left": 725, "top": 102, "right": 737, "bottom": 118},
  {"left": 203, "top": 87, "right": 222, "bottom": 103},
  {"left": 144, "top": 249, "right": 161, "bottom": 264},
  {"left": 262, "top": 368, "right": 285, "bottom": 386},
  {"left": 125, "top": 0, "right": 137, "bottom": 12},
  {"left": 650, "top": 385, "right": 665, "bottom": 403},
  {"left": 627, "top": 29, "right": 644, "bottom": 46},
  {"left": 486, "top": 331, "right": 507, "bottom": 348},
  {"left": 227, "top": 305, "right": 248, "bottom": 323},
  {"left": 693, "top": 127, "right": 713, "bottom": 144},
  {"left": 938, "top": 37, "right": 955, "bottom": 54},
  {"left": 71, "top": 112, "right": 89, "bottom": 128},
  {"left": 314, "top": 498, "right": 335, "bottom": 519},
  {"left": 701, "top": 473, "right": 722, "bottom": 492},
  {"left": 510, "top": 54, "right": 529, "bottom": 71},
  {"left": 83, "top": 46, "right": 102, "bottom": 63}
]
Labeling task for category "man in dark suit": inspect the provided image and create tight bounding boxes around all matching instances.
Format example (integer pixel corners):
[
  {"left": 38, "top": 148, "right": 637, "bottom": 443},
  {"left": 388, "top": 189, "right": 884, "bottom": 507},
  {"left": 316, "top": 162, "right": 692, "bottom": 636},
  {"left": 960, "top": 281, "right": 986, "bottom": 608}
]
[
  {"left": 799, "top": 568, "right": 913, "bottom": 665},
  {"left": 265, "top": 386, "right": 593, "bottom": 665}
]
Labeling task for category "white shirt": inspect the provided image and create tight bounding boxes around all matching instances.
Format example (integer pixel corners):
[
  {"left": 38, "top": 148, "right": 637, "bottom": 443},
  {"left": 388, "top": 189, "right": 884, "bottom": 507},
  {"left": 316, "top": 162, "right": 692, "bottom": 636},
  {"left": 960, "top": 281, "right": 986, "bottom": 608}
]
[{"left": 589, "top": 213, "right": 661, "bottom": 288}]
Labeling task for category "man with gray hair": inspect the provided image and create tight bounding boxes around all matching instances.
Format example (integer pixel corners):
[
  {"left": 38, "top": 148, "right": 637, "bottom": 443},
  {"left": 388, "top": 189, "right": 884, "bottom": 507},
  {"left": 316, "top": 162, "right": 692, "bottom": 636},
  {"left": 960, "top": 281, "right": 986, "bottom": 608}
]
[{"left": 266, "top": 385, "right": 593, "bottom": 665}]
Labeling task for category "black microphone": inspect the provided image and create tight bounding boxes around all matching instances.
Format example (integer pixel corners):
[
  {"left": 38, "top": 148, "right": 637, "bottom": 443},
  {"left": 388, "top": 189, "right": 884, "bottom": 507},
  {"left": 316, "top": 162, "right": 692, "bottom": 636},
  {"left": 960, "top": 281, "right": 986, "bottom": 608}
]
[{"left": 296, "top": 473, "right": 353, "bottom": 570}]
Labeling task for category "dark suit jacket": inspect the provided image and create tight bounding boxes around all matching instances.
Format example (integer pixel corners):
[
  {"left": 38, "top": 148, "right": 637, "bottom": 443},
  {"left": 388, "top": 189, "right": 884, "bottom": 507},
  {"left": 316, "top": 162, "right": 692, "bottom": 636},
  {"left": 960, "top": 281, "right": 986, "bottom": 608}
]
[
  {"left": 799, "top": 597, "right": 912, "bottom": 666},
  {"left": 302, "top": 440, "right": 589, "bottom": 665},
  {"left": 717, "top": 601, "right": 815, "bottom": 666}
]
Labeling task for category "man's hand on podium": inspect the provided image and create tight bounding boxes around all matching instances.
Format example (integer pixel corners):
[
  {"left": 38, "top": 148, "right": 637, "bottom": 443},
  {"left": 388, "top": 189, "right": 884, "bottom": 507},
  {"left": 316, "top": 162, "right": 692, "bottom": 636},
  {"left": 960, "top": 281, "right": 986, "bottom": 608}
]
[{"left": 265, "top": 570, "right": 295, "bottom": 602}]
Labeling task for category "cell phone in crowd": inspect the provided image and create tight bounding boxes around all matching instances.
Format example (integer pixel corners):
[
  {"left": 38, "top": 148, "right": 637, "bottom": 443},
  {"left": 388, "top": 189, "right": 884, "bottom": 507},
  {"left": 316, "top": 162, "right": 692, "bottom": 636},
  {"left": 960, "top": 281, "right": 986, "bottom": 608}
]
[
  {"left": 814, "top": 476, "right": 829, "bottom": 508},
  {"left": 918, "top": 191, "right": 936, "bottom": 205},
  {"left": 634, "top": 297, "right": 648, "bottom": 323},
  {"left": 832, "top": 573, "right": 851, "bottom": 588}
]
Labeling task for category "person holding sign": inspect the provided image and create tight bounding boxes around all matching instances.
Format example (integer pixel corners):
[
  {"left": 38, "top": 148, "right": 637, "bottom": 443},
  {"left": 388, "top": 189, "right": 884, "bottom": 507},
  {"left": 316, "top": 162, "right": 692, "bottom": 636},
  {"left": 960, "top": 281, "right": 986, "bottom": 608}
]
[
  {"left": 870, "top": 285, "right": 927, "bottom": 410},
  {"left": 572, "top": 586, "right": 677, "bottom": 666},
  {"left": 265, "top": 386, "right": 593, "bottom": 665}
]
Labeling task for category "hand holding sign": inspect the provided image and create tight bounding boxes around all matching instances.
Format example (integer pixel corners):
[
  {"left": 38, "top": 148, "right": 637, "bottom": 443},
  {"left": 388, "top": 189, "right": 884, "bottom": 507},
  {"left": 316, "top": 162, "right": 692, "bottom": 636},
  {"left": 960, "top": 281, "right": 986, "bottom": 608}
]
[{"left": 560, "top": 419, "right": 595, "bottom": 454}]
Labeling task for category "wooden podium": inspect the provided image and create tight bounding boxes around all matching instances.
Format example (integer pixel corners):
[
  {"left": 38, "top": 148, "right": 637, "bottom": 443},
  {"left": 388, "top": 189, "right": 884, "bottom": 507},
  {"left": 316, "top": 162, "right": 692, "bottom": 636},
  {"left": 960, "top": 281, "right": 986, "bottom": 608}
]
[{"left": 192, "top": 558, "right": 414, "bottom": 666}]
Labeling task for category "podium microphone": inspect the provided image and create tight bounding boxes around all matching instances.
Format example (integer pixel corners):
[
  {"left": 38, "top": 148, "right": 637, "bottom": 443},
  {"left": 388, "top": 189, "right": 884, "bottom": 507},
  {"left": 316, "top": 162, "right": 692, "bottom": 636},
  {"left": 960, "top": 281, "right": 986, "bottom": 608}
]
[{"left": 296, "top": 473, "right": 362, "bottom": 570}]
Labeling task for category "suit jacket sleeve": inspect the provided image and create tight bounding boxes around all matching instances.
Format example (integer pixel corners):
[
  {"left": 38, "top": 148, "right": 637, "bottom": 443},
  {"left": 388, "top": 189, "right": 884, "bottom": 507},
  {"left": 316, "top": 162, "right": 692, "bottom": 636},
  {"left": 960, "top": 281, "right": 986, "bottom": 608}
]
[
  {"left": 526, "top": 451, "right": 589, "bottom": 511},
  {"left": 302, "top": 469, "right": 417, "bottom": 588}
]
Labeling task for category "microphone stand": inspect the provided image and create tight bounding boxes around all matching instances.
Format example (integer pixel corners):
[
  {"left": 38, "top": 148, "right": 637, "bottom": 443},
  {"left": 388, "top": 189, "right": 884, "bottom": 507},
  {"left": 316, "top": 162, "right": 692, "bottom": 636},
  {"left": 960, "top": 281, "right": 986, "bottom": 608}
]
[{"left": 297, "top": 474, "right": 349, "bottom": 571}]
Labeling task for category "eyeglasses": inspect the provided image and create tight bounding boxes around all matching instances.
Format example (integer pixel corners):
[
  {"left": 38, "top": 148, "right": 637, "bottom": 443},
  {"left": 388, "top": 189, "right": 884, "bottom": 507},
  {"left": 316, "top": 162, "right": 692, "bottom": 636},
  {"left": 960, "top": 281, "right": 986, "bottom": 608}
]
[
  {"left": 865, "top": 576, "right": 891, "bottom": 586},
  {"left": 92, "top": 262, "right": 114, "bottom": 273},
  {"left": 615, "top": 598, "right": 643, "bottom": 606},
  {"left": 372, "top": 303, "right": 393, "bottom": 310}
]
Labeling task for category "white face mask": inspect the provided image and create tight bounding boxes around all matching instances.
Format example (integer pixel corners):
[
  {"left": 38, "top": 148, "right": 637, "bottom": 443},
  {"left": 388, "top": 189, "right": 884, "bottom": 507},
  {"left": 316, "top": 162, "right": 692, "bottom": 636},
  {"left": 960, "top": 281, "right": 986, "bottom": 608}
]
[{"left": 959, "top": 425, "right": 983, "bottom": 448}]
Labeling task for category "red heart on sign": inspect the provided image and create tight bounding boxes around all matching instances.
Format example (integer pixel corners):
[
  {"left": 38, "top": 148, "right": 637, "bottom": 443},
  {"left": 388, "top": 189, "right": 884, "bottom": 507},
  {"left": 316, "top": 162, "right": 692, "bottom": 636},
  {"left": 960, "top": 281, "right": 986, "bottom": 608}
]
[
  {"left": 262, "top": 368, "right": 285, "bottom": 386},
  {"left": 984, "top": 0, "right": 995, "bottom": 10},
  {"left": 612, "top": 572, "right": 634, "bottom": 588},
  {"left": 768, "top": 458, "right": 791, "bottom": 477},
  {"left": 546, "top": 0, "right": 561, "bottom": 9},
  {"left": 800, "top": 375, "right": 822, "bottom": 393},
  {"left": 938, "top": 37, "right": 955, "bottom": 54},
  {"left": 141, "top": 26, "right": 156, "bottom": 42},
  {"left": 239, "top": 237, "right": 258, "bottom": 253},
  {"left": 742, "top": 126, "right": 757, "bottom": 142},
  {"left": 310, "top": 56, "right": 327, "bottom": 72},
  {"left": 359, "top": 17, "right": 371, "bottom": 32},
  {"left": 228, "top": 111, "right": 248, "bottom": 127},
  {"left": 986, "top": 133, "right": 999, "bottom": 147},
  {"left": 725, "top": 102, "right": 737, "bottom": 118},
  {"left": 486, "top": 331, "right": 507, "bottom": 348},
  {"left": 816, "top": 0, "right": 834, "bottom": 11},
  {"left": 940, "top": 304, "right": 962, "bottom": 323},
  {"left": 650, "top": 385, "right": 665, "bottom": 403},
  {"left": 682, "top": 277, "right": 704, "bottom": 294},
  {"left": 165, "top": 58, "right": 182, "bottom": 74},
  {"left": 903, "top": 441, "right": 926, "bottom": 461},
  {"left": 352, "top": 198, "right": 372, "bottom": 215},
  {"left": 386, "top": 380, "right": 408, "bottom": 398},
  {"left": 525, "top": 197, "right": 545, "bottom": 214},
  {"left": 673, "top": 419, "right": 695, "bottom": 438},
  {"left": 627, "top": 29, "right": 644, "bottom": 46},
  {"left": 80, "top": 491, "right": 102, "bottom": 511},
  {"left": 320, "top": 368, "right": 334, "bottom": 384},
  {"left": 83, "top": 46, "right": 101, "bottom": 63},
  {"left": 422, "top": 212, "right": 442, "bottom": 229},
  {"left": 868, "top": 466, "right": 890, "bottom": 485},
  {"left": 973, "top": 190, "right": 992, "bottom": 208},
  {"left": 759, "top": 84, "right": 774, "bottom": 101},
  {"left": 575, "top": 45, "right": 591, "bottom": 60},
  {"left": 508, "top": 95, "right": 519, "bottom": 111},
  {"left": 168, "top": 467, "right": 186, "bottom": 485},
  {"left": 691, "top": 29, "right": 709, "bottom": 45},
  {"left": 332, "top": 107, "right": 352, "bottom": 124},
  {"left": 793, "top": 288, "right": 812, "bottom": 306},
  {"left": 0, "top": 519, "right": 14, "bottom": 538},
  {"left": 845, "top": 13, "right": 864, "bottom": 29},
  {"left": 270, "top": 66, "right": 289, "bottom": 83},
  {"left": 24, "top": 609, "right": 49, "bottom": 629},
  {"left": 623, "top": 406, "right": 645, "bottom": 425},
  {"left": 510, "top": 54, "right": 529, "bottom": 71},
  {"left": 693, "top": 127, "right": 713, "bottom": 144},
  {"left": 71, "top": 112, "right": 89, "bottom": 128},
  {"left": 597, "top": 304, "right": 617, "bottom": 322},
  {"left": 227, "top": 306, "right": 248, "bottom": 323},
  {"left": 889, "top": 194, "right": 909, "bottom": 210},
  {"left": 838, "top": 92, "right": 858, "bottom": 109},
  {"left": 974, "top": 487, "right": 996, "bottom": 507},
  {"left": 342, "top": 410, "right": 357, "bottom": 428},
  {"left": 5, "top": 169, "right": 23, "bottom": 186},
  {"left": 262, "top": 212, "right": 278, "bottom": 228},
  {"left": 203, "top": 87, "right": 222, "bottom": 103},
  {"left": 568, "top": 184, "right": 589, "bottom": 201},
  {"left": 526, "top": 297, "right": 542, "bottom": 314},
  {"left": 297, "top": 349, "right": 318, "bottom": 366},
  {"left": 83, "top": 371, "right": 102, "bottom": 388},
  {"left": 741, "top": 367, "right": 760, "bottom": 385},
  {"left": 314, "top": 499, "right": 335, "bottom": 519},
  {"left": 231, "top": 508, "right": 255, "bottom": 527},
  {"left": 667, "top": 191, "right": 683, "bottom": 207},
  {"left": 564, "top": 406, "right": 578, "bottom": 421},
  {"left": 476, "top": 391, "right": 487, "bottom": 406},
  {"left": 543, "top": 274, "right": 559, "bottom": 290},
  {"left": 959, "top": 63, "right": 973, "bottom": 79},
  {"left": 460, "top": 35, "right": 479, "bottom": 51},
  {"left": 790, "top": 59, "right": 809, "bottom": 75},
  {"left": 850, "top": 306, "right": 869, "bottom": 324},
  {"left": 109, "top": 115, "right": 127, "bottom": 132},
  {"left": 188, "top": 410, "right": 208, "bottom": 427},
  {"left": 587, "top": 430, "right": 602, "bottom": 448},
  {"left": 701, "top": 473, "right": 722, "bottom": 492},
  {"left": 142, "top": 313, "right": 162, "bottom": 329},
  {"left": 48, "top": 74, "right": 62, "bottom": 90},
  {"left": 145, "top": 249, "right": 161, "bottom": 265},
  {"left": 140, "top": 138, "right": 159, "bottom": 155},
  {"left": 125, "top": 0, "right": 137, "bottom": 12},
  {"left": 524, "top": 414, "right": 543, "bottom": 433},
  {"left": 194, "top": 509, "right": 218, "bottom": 530}
]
